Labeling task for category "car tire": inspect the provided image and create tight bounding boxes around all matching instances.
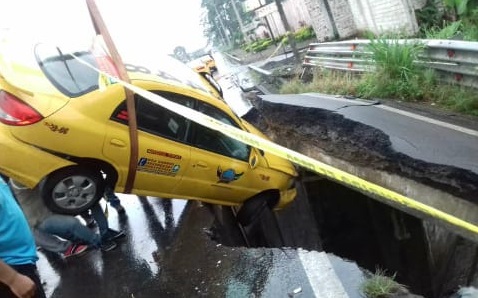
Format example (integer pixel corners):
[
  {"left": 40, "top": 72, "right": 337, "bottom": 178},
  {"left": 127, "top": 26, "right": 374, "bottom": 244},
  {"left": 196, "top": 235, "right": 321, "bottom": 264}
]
[
  {"left": 40, "top": 166, "right": 105, "bottom": 215},
  {"left": 236, "top": 194, "right": 272, "bottom": 226}
]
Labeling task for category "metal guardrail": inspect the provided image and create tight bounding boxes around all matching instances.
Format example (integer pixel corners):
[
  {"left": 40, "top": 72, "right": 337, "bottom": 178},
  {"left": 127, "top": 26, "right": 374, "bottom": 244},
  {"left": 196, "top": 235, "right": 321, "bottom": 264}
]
[{"left": 302, "top": 39, "right": 478, "bottom": 89}]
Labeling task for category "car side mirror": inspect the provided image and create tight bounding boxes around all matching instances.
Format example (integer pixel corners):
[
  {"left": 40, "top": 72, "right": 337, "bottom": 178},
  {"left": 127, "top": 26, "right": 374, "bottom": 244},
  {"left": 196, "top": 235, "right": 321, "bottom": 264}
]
[{"left": 249, "top": 151, "right": 259, "bottom": 169}]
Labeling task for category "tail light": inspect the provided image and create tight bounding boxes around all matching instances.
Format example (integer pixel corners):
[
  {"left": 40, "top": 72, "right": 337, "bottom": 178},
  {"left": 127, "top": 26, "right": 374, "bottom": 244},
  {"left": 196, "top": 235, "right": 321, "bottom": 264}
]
[{"left": 0, "top": 90, "right": 43, "bottom": 125}]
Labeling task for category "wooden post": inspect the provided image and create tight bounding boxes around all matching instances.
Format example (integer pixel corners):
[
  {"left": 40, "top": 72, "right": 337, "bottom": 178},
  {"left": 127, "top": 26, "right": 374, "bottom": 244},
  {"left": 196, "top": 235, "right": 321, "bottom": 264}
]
[{"left": 85, "top": 0, "right": 138, "bottom": 193}]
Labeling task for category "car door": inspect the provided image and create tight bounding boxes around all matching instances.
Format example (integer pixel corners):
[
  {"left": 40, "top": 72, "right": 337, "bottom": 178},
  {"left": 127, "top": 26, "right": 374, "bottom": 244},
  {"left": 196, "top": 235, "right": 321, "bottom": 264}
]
[
  {"left": 103, "top": 91, "right": 193, "bottom": 197},
  {"left": 172, "top": 100, "right": 258, "bottom": 205}
]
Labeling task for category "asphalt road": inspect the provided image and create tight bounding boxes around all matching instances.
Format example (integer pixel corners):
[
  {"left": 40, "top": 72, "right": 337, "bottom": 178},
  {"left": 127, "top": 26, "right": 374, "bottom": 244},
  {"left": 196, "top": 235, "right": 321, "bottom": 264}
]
[
  {"left": 260, "top": 93, "right": 478, "bottom": 175},
  {"left": 34, "top": 194, "right": 367, "bottom": 298}
]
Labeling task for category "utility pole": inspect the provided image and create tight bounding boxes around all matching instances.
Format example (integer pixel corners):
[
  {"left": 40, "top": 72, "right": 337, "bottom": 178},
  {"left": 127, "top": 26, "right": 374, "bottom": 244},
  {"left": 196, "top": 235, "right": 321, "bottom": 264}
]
[{"left": 273, "top": 0, "right": 301, "bottom": 64}]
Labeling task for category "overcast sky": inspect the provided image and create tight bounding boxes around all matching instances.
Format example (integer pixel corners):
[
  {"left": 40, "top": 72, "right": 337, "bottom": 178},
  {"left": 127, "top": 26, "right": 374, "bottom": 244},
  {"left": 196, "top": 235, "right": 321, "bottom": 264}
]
[{"left": 0, "top": 0, "right": 208, "bottom": 56}]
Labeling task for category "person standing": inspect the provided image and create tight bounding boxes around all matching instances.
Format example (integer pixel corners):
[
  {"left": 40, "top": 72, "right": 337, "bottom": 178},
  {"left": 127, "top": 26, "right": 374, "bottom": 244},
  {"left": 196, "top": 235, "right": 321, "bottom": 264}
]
[
  {"left": 0, "top": 176, "right": 47, "bottom": 298},
  {"left": 81, "top": 185, "right": 125, "bottom": 228},
  {"left": 104, "top": 186, "right": 125, "bottom": 214}
]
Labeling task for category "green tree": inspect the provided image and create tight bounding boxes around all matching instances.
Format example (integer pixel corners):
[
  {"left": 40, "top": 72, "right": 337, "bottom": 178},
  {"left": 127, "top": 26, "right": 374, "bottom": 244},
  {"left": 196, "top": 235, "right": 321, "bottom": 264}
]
[{"left": 201, "top": 0, "right": 257, "bottom": 48}]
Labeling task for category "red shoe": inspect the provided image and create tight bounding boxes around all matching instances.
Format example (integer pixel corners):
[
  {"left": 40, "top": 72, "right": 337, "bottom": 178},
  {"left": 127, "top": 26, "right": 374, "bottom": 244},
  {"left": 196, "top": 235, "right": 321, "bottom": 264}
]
[{"left": 63, "top": 244, "right": 88, "bottom": 258}]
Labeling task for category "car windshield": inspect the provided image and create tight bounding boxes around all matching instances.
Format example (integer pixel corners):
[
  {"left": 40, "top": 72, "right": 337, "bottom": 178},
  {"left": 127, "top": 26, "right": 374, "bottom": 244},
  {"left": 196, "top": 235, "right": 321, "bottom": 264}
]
[{"left": 35, "top": 43, "right": 99, "bottom": 97}]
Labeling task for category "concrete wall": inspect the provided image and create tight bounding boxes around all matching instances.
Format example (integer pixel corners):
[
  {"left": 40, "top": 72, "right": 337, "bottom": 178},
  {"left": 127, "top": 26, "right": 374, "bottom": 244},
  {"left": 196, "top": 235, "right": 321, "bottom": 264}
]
[
  {"left": 252, "top": 0, "right": 426, "bottom": 41},
  {"left": 351, "top": 0, "right": 420, "bottom": 34},
  {"left": 254, "top": 0, "right": 313, "bottom": 39},
  {"left": 303, "top": 0, "right": 423, "bottom": 42},
  {"left": 303, "top": 0, "right": 357, "bottom": 41}
]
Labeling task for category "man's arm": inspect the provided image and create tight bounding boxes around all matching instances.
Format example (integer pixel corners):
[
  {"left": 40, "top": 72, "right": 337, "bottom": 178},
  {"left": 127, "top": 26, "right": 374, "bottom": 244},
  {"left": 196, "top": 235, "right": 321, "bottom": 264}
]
[{"left": 0, "top": 259, "right": 36, "bottom": 298}]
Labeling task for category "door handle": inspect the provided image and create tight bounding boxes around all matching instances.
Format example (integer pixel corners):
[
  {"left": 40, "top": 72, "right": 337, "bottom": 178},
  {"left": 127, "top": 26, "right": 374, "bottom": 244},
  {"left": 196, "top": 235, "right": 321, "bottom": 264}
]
[
  {"left": 110, "top": 138, "right": 126, "bottom": 147},
  {"left": 195, "top": 161, "right": 208, "bottom": 169}
]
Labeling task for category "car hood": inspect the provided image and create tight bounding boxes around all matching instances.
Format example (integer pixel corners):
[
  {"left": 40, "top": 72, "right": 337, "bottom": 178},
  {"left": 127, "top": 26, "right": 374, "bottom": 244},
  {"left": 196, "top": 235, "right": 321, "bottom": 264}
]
[
  {"left": 0, "top": 39, "right": 69, "bottom": 116},
  {"left": 241, "top": 119, "right": 297, "bottom": 177}
]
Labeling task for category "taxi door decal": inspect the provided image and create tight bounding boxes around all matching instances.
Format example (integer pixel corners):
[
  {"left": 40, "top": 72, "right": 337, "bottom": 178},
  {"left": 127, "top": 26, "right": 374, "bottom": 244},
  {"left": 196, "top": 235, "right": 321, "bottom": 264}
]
[{"left": 216, "top": 166, "right": 243, "bottom": 183}]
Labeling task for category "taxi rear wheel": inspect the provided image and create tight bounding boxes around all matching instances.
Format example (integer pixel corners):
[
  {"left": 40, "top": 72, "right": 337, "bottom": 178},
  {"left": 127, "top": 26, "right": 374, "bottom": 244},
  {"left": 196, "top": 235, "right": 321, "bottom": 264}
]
[
  {"left": 236, "top": 194, "right": 273, "bottom": 226},
  {"left": 41, "top": 166, "right": 105, "bottom": 215}
]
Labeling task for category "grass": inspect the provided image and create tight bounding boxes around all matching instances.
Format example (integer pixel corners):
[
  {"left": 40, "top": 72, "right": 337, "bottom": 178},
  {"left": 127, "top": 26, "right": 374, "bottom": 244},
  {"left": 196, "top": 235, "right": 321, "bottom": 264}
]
[
  {"left": 280, "top": 38, "right": 478, "bottom": 117},
  {"left": 360, "top": 269, "right": 407, "bottom": 298},
  {"left": 424, "top": 21, "right": 463, "bottom": 39},
  {"left": 281, "top": 69, "right": 359, "bottom": 95}
]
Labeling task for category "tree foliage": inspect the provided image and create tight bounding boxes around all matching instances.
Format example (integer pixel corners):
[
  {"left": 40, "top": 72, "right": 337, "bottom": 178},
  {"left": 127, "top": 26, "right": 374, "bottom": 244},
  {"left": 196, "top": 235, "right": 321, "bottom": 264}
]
[
  {"left": 416, "top": 0, "right": 478, "bottom": 40},
  {"left": 201, "top": 0, "right": 257, "bottom": 47}
]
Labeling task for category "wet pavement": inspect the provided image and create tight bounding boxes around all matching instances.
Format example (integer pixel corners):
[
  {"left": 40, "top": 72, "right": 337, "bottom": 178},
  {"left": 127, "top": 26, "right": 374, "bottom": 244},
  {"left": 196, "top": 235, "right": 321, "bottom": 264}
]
[
  {"left": 37, "top": 195, "right": 185, "bottom": 297},
  {"left": 35, "top": 193, "right": 368, "bottom": 298}
]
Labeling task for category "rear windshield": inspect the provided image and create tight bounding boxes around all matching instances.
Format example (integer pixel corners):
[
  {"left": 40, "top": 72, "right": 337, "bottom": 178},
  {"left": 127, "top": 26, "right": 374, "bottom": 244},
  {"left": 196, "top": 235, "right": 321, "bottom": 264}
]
[{"left": 35, "top": 44, "right": 99, "bottom": 97}]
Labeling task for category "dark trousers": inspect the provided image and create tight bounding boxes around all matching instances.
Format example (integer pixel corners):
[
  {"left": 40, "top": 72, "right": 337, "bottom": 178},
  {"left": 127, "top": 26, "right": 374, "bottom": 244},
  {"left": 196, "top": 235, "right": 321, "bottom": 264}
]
[{"left": 0, "top": 263, "right": 47, "bottom": 298}]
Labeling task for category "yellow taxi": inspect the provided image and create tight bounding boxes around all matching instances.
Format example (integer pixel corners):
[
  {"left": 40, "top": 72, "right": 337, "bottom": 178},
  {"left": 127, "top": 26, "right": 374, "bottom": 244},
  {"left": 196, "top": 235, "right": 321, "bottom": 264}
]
[
  {"left": 187, "top": 54, "right": 217, "bottom": 75},
  {"left": 186, "top": 56, "right": 223, "bottom": 98},
  {"left": 0, "top": 39, "right": 297, "bottom": 225},
  {"left": 199, "top": 54, "right": 217, "bottom": 73},
  {"left": 187, "top": 57, "right": 211, "bottom": 74}
]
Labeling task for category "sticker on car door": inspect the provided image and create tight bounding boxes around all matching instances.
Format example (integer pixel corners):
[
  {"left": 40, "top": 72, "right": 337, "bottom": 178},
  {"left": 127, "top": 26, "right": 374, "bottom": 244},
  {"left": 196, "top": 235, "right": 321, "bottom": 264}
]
[
  {"left": 216, "top": 166, "right": 243, "bottom": 183},
  {"left": 137, "top": 157, "right": 180, "bottom": 176}
]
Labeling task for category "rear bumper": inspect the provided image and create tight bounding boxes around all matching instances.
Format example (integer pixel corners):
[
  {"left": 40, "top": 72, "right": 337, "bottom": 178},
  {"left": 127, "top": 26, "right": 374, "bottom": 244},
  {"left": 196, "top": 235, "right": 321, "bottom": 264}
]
[{"left": 0, "top": 125, "right": 74, "bottom": 188}]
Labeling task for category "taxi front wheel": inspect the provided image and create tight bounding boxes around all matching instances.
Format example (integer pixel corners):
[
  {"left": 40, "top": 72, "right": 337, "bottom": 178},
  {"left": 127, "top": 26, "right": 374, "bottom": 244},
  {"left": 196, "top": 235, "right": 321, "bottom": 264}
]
[
  {"left": 236, "top": 194, "right": 273, "bottom": 226},
  {"left": 41, "top": 166, "right": 105, "bottom": 215}
]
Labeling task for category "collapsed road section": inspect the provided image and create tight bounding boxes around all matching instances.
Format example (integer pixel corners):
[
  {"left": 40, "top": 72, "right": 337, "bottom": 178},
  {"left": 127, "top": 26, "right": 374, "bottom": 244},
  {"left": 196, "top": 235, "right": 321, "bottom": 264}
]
[{"left": 230, "top": 92, "right": 478, "bottom": 297}]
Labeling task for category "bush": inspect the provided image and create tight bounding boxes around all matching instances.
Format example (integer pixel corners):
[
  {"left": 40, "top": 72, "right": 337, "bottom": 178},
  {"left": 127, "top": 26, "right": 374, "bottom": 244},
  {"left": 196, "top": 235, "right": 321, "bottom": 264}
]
[
  {"left": 242, "top": 38, "right": 273, "bottom": 53},
  {"left": 295, "top": 26, "right": 315, "bottom": 42},
  {"left": 280, "top": 26, "right": 316, "bottom": 45},
  {"left": 251, "top": 38, "right": 272, "bottom": 52},
  {"left": 280, "top": 35, "right": 289, "bottom": 45},
  {"left": 424, "top": 21, "right": 463, "bottom": 39}
]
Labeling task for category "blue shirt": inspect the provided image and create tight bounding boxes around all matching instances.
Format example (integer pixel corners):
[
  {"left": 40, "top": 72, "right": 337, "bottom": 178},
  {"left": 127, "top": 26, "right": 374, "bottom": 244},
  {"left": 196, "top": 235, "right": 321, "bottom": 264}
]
[{"left": 0, "top": 179, "right": 38, "bottom": 265}]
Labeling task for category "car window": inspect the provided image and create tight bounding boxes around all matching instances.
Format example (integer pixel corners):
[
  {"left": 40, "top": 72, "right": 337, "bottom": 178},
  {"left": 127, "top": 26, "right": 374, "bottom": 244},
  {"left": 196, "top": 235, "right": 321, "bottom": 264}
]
[
  {"left": 111, "top": 92, "right": 194, "bottom": 143},
  {"left": 192, "top": 102, "right": 250, "bottom": 161},
  {"left": 35, "top": 44, "right": 99, "bottom": 97}
]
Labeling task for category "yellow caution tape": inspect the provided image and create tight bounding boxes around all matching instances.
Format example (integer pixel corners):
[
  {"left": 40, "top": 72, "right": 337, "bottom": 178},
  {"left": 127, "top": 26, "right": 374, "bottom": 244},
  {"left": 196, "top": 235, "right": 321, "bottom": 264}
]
[
  {"left": 72, "top": 54, "right": 478, "bottom": 237},
  {"left": 264, "top": 38, "right": 286, "bottom": 63}
]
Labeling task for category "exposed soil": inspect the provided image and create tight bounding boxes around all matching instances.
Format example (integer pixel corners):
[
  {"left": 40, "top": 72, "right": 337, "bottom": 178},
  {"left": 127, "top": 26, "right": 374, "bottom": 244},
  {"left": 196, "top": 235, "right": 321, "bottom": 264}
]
[{"left": 242, "top": 99, "right": 478, "bottom": 204}]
